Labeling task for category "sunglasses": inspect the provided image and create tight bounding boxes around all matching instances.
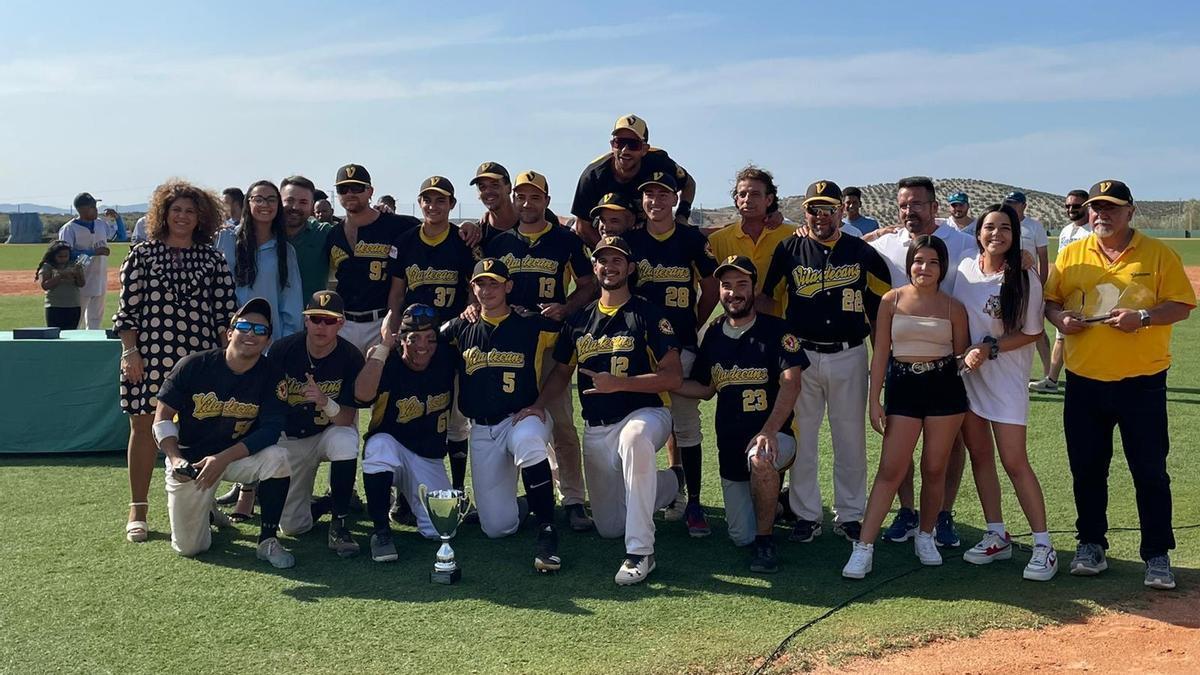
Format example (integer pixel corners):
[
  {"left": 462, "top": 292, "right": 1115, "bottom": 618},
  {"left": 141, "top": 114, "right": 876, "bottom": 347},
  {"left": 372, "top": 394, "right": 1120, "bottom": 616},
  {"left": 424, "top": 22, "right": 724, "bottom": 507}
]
[
  {"left": 306, "top": 315, "right": 340, "bottom": 326},
  {"left": 610, "top": 137, "right": 645, "bottom": 152},
  {"left": 232, "top": 320, "right": 270, "bottom": 336},
  {"left": 806, "top": 205, "right": 838, "bottom": 216},
  {"left": 405, "top": 305, "right": 437, "bottom": 319},
  {"left": 336, "top": 184, "right": 368, "bottom": 195}
]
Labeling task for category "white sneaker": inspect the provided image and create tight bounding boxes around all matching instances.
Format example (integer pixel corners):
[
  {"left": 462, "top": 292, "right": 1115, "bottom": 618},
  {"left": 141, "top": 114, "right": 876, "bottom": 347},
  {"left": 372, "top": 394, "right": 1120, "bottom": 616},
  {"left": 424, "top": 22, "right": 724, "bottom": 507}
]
[
  {"left": 663, "top": 493, "right": 686, "bottom": 522},
  {"left": 963, "top": 531, "right": 1013, "bottom": 565},
  {"left": 615, "top": 553, "right": 656, "bottom": 586},
  {"left": 842, "top": 541, "right": 874, "bottom": 579},
  {"left": 914, "top": 532, "right": 942, "bottom": 566},
  {"left": 256, "top": 537, "right": 296, "bottom": 569},
  {"left": 1023, "top": 545, "right": 1058, "bottom": 581},
  {"left": 1028, "top": 377, "right": 1059, "bottom": 393}
]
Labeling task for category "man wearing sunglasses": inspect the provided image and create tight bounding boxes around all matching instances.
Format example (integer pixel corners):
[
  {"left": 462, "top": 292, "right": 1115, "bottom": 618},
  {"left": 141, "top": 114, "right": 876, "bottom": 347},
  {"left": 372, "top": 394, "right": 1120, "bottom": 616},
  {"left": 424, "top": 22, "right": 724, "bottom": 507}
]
[
  {"left": 441, "top": 259, "right": 564, "bottom": 573},
  {"left": 153, "top": 298, "right": 296, "bottom": 568},
  {"left": 761, "top": 180, "right": 892, "bottom": 546},
  {"left": 570, "top": 114, "right": 697, "bottom": 247},
  {"left": 356, "top": 303, "right": 457, "bottom": 563},
  {"left": 265, "top": 291, "right": 365, "bottom": 556},
  {"left": 625, "top": 171, "right": 719, "bottom": 537},
  {"left": 468, "top": 161, "right": 561, "bottom": 249},
  {"left": 1030, "top": 189, "right": 1092, "bottom": 394}
]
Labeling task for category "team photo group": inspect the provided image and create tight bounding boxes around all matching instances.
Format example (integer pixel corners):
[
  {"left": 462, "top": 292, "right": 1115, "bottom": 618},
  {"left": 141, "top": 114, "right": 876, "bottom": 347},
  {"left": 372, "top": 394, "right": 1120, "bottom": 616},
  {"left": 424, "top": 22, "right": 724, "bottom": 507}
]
[{"left": 87, "top": 114, "right": 1194, "bottom": 589}]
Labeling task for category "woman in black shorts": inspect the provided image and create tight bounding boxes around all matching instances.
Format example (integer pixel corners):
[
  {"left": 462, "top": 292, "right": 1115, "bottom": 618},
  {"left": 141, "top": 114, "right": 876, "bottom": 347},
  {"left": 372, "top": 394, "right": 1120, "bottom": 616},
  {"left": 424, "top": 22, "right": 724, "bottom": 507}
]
[{"left": 843, "top": 235, "right": 969, "bottom": 578}]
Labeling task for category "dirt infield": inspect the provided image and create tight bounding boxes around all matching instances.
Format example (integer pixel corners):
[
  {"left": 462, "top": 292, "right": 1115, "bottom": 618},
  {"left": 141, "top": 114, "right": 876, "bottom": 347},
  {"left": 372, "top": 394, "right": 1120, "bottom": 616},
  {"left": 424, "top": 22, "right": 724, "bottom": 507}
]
[
  {"left": 0, "top": 269, "right": 120, "bottom": 296},
  {"left": 812, "top": 589, "right": 1200, "bottom": 674}
]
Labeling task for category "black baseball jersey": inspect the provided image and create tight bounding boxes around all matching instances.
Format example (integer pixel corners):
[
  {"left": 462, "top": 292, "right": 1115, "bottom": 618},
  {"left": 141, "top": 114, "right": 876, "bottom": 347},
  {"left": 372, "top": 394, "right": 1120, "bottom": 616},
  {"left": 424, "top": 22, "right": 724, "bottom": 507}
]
[
  {"left": 479, "top": 208, "right": 559, "bottom": 249},
  {"left": 482, "top": 224, "right": 593, "bottom": 312},
  {"left": 624, "top": 225, "right": 718, "bottom": 347},
  {"left": 393, "top": 224, "right": 480, "bottom": 323},
  {"left": 762, "top": 233, "right": 892, "bottom": 342},
  {"left": 693, "top": 315, "right": 810, "bottom": 482},
  {"left": 324, "top": 212, "right": 419, "bottom": 313},
  {"left": 267, "top": 332, "right": 365, "bottom": 439},
  {"left": 441, "top": 311, "right": 559, "bottom": 422},
  {"left": 554, "top": 295, "right": 681, "bottom": 425},
  {"left": 365, "top": 347, "right": 457, "bottom": 459},
  {"left": 571, "top": 148, "right": 690, "bottom": 225},
  {"left": 156, "top": 349, "right": 287, "bottom": 464}
]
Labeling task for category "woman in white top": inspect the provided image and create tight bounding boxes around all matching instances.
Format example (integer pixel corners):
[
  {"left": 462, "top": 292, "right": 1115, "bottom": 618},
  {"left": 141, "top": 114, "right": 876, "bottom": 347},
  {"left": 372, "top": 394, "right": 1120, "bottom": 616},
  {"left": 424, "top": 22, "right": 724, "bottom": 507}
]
[{"left": 953, "top": 204, "right": 1057, "bottom": 581}]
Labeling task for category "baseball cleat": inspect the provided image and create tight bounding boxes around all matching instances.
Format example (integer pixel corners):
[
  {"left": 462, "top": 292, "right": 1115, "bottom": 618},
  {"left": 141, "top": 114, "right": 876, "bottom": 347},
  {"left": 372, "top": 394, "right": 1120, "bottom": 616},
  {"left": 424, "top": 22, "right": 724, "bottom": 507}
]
[
  {"left": 370, "top": 530, "right": 399, "bottom": 563},
  {"left": 663, "top": 492, "right": 686, "bottom": 522},
  {"left": 534, "top": 524, "right": 562, "bottom": 573},
  {"left": 833, "top": 521, "right": 862, "bottom": 542},
  {"left": 566, "top": 504, "right": 594, "bottom": 532},
  {"left": 749, "top": 540, "right": 779, "bottom": 574},
  {"left": 256, "top": 537, "right": 296, "bottom": 569},
  {"left": 614, "top": 554, "right": 655, "bottom": 586},
  {"left": 789, "top": 520, "right": 822, "bottom": 543},
  {"left": 328, "top": 518, "right": 360, "bottom": 558}
]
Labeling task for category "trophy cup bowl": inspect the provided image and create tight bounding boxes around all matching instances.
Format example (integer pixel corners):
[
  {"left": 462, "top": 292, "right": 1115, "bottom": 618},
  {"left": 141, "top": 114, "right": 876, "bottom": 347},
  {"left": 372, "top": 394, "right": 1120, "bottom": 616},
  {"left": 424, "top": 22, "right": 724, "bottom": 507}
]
[{"left": 419, "top": 484, "right": 470, "bottom": 584}]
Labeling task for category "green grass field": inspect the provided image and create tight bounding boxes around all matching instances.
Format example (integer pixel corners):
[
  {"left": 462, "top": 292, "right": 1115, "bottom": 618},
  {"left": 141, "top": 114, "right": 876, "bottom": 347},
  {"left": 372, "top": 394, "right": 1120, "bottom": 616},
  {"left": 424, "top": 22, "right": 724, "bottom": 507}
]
[{"left": 1, "top": 240, "right": 1198, "bottom": 674}]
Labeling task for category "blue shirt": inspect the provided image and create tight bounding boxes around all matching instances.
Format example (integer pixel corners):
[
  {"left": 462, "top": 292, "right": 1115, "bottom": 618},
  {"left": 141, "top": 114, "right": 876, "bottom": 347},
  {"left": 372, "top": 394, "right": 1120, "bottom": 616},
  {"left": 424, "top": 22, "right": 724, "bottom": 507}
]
[
  {"left": 844, "top": 215, "right": 879, "bottom": 235},
  {"left": 216, "top": 227, "right": 304, "bottom": 338}
]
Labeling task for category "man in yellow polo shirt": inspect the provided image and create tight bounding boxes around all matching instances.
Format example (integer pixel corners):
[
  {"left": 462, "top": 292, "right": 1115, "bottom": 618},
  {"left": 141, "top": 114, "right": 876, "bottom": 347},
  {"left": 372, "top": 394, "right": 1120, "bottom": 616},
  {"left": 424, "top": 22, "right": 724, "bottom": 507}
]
[
  {"left": 708, "top": 165, "right": 793, "bottom": 316},
  {"left": 1044, "top": 179, "right": 1195, "bottom": 590}
]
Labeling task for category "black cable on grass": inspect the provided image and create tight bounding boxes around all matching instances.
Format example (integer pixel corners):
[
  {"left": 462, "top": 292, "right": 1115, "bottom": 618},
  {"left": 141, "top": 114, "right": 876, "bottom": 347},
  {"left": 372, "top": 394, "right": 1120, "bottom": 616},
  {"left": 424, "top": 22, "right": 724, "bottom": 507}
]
[{"left": 751, "top": 522, "right": 1200, "bottom": 674}]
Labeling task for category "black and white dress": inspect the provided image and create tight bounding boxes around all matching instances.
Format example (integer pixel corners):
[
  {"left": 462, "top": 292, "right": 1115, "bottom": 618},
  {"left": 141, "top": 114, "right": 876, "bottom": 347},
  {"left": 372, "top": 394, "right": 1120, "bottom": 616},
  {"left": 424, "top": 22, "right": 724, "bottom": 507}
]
[{"left": 113, "top": 240, "right": 238, "bottom": 415}]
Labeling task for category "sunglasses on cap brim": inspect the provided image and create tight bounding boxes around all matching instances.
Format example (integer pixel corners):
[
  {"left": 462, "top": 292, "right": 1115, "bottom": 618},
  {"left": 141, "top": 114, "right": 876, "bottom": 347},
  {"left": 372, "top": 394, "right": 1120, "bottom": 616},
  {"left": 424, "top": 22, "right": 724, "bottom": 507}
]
[
  {"left": 405, "top": 305, "right": 437, "bottom": 319},
  {"left": 232, "top": 320, "right": 270, "bottom": 336}
]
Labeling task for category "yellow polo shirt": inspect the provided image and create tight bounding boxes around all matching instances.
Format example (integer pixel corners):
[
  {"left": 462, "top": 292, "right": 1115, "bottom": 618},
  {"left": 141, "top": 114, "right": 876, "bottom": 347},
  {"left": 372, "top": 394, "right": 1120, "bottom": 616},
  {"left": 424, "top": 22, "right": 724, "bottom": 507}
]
[
  {"left": 1044, "top": 230, "right": 1195, "bottom": 381},
  {"left": 708, "top": 220, "right": 796, "bottom": 310}
]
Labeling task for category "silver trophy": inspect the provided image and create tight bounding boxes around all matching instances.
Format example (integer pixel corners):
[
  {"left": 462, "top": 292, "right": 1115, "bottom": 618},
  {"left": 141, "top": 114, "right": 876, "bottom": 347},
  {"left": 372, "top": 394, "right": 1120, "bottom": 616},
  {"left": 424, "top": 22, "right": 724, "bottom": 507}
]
[{"left": 419, "top": 484, "right": 471, "bottom": 584}]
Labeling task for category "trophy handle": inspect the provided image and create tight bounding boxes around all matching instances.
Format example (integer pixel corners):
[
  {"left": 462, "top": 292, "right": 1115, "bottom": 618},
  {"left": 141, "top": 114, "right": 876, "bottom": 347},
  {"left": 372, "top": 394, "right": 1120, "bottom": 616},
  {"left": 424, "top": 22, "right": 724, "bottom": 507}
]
[{"left": 459, "top": 489, "right": 473, "bottom": 521}]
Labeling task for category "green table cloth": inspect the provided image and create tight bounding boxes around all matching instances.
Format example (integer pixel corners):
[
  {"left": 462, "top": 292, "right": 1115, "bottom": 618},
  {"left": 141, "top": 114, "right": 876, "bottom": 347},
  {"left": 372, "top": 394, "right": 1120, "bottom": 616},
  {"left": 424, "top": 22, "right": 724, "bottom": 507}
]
[{"left": 0, "top": 330, "right": 128, "bottom": 453}]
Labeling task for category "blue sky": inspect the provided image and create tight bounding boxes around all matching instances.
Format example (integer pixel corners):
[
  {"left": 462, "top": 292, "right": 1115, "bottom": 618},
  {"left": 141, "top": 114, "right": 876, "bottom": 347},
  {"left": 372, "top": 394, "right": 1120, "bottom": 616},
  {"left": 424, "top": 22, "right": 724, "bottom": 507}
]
[{"left": 1, "top": 1, "right": 1198, "bottom": 215}]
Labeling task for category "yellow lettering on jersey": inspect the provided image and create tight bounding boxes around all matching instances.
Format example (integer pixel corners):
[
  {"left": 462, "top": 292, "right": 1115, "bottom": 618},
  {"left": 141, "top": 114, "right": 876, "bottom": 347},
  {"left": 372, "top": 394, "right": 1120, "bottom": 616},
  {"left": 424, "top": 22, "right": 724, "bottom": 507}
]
[
  {"left": 789, "top": 263, "right": 862, "bottom": 298},
  {"left": 278, "top": 375, "right": 343, "bottom": 406},
  {"left": 330, "top": 245, "right": 349, "bottom": 270},
  {"left": 462, "top": 347, "right": 527, "bottom": 374},
  {"left": 710, "top": 365, "right": 770, "bottom": 389},
  {"left": 191, "top": 393, "right": 261, "bottom": 420},
  {"left": 499, "top": 253, "right": 559, "bottom": 275},
  {"left": 395, "top": 395, "right": 424, "bottom": 423},
  {"left": 575, "top": 334, "right": 637, "bottom": 362},
  {"left": 426, "top": 391, "right": 451, "bottom": 414},
  {"left": 405, "top": 264, "right": 459, "bottom": 289},
  {"left": 635, "top": 260, "right": 691, "bottom": 283},
  {"left": 354, "top": 241, "right": 393, "bottom": 259}
]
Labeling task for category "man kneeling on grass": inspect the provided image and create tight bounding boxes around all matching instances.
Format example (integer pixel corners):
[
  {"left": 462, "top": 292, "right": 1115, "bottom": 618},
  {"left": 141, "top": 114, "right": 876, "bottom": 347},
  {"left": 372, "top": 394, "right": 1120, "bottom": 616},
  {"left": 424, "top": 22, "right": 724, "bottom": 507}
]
[
  {"left": 153, "top": 297, "right": 295, "bottom": 569},
  {"left": 673, "top": 256, "right": 808, "bottom": 573}
]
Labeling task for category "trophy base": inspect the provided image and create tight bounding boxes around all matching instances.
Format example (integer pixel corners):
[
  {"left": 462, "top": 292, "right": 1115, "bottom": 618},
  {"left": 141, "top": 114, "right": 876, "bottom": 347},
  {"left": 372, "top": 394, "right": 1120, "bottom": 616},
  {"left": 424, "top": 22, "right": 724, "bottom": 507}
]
[{"left": 431, "top": 568, "right": 462, "bottom": 585}]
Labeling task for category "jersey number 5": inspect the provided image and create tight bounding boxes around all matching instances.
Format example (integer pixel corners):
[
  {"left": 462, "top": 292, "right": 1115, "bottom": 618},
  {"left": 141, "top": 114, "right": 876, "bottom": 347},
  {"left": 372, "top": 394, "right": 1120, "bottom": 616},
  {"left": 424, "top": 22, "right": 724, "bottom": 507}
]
[
  {"left": 741, "top": 389, "right": 768, "bottom": 412},
  {"left": 502, "top": 371, "right": 516, "bottom": 393}
]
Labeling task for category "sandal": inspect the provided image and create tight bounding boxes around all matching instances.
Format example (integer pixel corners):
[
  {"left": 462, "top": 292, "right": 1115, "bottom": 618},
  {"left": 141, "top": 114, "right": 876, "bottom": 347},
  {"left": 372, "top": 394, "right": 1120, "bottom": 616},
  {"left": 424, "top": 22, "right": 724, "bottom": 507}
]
[
  {"left": 229, "top": 486, "right": 256, "bottom": 523},
  {"left": 126, "top": 502, "right": 149, "bottom": 543}
]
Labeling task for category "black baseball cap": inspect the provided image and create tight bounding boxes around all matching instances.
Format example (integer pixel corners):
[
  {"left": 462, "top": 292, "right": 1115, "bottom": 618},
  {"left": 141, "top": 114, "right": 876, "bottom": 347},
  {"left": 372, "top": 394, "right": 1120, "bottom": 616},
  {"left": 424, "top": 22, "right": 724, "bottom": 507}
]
[
  {"left": 73, "top": 192, "right": 99, "bottom": 208},
  {"left": 335, "top": 164, "right": 371, "bottom": 187},
  {"left": 233, "top": 297, "right": 273, "bottom": 331},
  {"left": 1003, "top": 191, "right": 1027, "bottom": 204},
  {"left": 470, "top": 258, "right": 510, "bottom": 283},
  {"left": 303, "top": 290, "right": 344, "bottom": 319},
  {"left": 714, "top": 254, "right": 758, "bottom": 283},
  {"left": 469, "top": 161, "right": 511, "bottom": 186},
  {"left": 638, "top": 171, "right": 678, "bottom": 193},
  {"left": 590, "top": 192, "right": 636, "bottom": 218},
  {"left": 399, "top": 304, "right": 438, "bottom": 334},
  {"left": 1084, "top": 180, "right": 1133, "bottom": 207},
  {"left": 802, "top": 180, "right": 842, "bottom": 207},
  {"left": 592, "top": 235, "right": 632, "bottom": 260},
  {"left": 419, "top": 176, "right": 454, "bottom": 198}
]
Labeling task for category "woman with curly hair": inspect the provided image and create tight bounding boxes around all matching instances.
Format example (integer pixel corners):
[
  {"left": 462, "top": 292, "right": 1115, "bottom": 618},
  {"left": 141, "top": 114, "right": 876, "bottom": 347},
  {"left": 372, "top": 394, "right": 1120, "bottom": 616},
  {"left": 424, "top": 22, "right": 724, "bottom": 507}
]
[{"left": 114, "top": 179, "right": 238, "bottom": 542}]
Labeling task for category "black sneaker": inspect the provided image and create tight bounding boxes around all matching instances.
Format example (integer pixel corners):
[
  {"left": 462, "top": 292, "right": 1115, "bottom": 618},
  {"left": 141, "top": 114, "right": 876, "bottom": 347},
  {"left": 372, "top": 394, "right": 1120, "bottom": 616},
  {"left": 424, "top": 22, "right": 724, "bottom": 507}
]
[
  {"left": 750, "top": 540, "right": 779, "bottom": 574},
  {"left": 534, "top": 524, "right": 562, "bottom": 573},
  {"left": 216, "top": 483, "right": 242, "bottom": 506},
  {"left": 789, "top": 520, "right": 822, "bottom": 543},
  {"left": 370, "top": 529, "right": 398, "bottom": 563},
  {"left": 328, "top": 517, "right": 360, "bottom": 558},
  {"left": 833, "top": 521, "right": 862, "bottom": 542},
  {"left": 566, "top": 504, "right": 594, "bottom": 532}
]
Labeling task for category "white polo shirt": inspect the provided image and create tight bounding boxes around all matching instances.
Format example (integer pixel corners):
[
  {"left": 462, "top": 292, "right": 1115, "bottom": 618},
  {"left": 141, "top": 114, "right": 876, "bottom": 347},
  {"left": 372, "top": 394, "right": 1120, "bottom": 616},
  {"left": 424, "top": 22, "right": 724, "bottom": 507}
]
[{"left": 869, "top": 222, "right": 974, "bottom": 294}]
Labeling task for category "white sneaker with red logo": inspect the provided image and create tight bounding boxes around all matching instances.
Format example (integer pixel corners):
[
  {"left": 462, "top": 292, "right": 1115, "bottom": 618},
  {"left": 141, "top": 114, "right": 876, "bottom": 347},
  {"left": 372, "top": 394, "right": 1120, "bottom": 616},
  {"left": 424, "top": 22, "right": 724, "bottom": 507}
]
[
  {"left": 963, "top": 531, "right": 1013, "bottom": 564},
  {"left": 1023, "top": 544, "right": 1058, "bottom": 581}
]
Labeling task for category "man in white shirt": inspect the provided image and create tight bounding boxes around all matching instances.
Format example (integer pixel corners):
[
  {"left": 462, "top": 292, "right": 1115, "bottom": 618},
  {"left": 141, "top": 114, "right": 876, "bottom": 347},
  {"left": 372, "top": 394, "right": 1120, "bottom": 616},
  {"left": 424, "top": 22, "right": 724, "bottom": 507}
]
[
  {"left": 1003, "top": 191, "right": 1053, "bottom": 379},
  {"left": 1030, "top": 189, "right": 1093, "bottom": 393},
  {"left": 57, "top": 192, "right": 113, "bottom": 329},
  {"left": 946, "top": 192, "right": 975, "bottom": 231}
]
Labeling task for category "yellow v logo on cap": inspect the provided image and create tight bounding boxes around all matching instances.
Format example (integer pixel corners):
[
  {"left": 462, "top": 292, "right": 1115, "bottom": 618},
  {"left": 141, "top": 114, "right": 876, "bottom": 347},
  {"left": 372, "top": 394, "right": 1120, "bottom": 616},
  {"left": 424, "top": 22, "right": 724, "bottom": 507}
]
[
  {"left": 346, "top": 166, "right": 356, "bottom": 178},
  {"left": 725, "top": 255, "right": 738, "bottom": 265},
  {"left": 625, "top": 115, "right": 638, "bottom": 125},
  {"left": 816, "top": 181, "right": 827, "bottom": 194},
  {"left": 319, "top": 294, "right": 330, "bottom": 307},
  {"left": 430, "top": 177, "right": 441, "bottom": 186},
  {"left": 483, "top": 260, "right": 494, "bottom": 271},
  {"left": 1100, "top": 181, "right": 1112, "bottom": 193},
  {"left": 653, "top": 172, "right": 664, "bottom": 181}
]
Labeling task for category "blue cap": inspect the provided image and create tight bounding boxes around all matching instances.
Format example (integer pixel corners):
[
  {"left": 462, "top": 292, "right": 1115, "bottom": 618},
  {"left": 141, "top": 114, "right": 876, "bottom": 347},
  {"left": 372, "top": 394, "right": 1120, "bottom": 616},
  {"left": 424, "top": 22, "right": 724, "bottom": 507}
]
[
  {"left": 947, "top": 192, "right": 968, "bottom": 205},
  {"left": 1004, "top": 191, "right": 1027, "bottom": 204}
]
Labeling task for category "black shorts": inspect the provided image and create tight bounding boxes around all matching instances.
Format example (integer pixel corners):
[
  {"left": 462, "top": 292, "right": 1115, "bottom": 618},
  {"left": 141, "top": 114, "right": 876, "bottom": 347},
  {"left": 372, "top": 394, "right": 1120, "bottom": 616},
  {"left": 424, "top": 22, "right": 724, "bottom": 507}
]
[{"left": 884, "top": 356, "right": 968, "bottom": 419}]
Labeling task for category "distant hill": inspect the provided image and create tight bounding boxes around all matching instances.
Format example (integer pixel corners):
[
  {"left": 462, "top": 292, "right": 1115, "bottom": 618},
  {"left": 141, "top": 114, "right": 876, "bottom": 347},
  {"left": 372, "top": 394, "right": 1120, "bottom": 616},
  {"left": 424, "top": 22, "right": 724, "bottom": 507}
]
[
  {"left": 699, "top": 178, "right": 1195, "bottom": 232},
  {"left": 0, "top": 202, "right": 149, "bottom": 215}
]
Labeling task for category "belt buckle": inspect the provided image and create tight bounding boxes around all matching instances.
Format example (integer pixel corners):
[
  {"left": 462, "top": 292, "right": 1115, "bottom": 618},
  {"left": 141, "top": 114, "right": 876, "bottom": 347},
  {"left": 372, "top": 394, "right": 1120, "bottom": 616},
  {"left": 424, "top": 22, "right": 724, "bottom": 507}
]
[{"left": 911, "top": 361, "right": 930, "bottom": 375}]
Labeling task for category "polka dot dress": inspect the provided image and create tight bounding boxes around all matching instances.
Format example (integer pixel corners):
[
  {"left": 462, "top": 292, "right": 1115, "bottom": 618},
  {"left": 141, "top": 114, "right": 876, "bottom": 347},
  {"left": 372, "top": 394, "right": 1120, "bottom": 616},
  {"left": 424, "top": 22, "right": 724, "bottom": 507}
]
[{"left": 113, "top": 241, "right": 238, "bottom": 415}]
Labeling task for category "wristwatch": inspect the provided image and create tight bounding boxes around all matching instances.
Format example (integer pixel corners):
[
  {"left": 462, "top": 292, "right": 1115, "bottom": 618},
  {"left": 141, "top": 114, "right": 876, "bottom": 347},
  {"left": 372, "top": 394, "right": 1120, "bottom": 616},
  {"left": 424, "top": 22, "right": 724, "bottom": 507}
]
[{"left": 1138, "top": 309, "right": 1152, "bottom": 327}]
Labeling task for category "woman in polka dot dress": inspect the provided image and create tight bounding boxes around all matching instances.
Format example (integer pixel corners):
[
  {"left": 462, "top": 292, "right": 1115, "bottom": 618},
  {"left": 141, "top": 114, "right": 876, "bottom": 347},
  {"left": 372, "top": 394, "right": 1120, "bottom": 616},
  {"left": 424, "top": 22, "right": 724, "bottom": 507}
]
[{"left": 114, "top": 180, "right": 237, "bottom": 542}]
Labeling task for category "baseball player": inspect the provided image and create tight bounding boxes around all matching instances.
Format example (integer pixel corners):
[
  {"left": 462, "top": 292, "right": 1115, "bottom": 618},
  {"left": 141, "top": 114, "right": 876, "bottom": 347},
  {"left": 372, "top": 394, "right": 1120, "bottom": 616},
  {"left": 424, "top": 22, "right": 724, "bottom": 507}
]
[
  {"left": 153, "top": 297, "right": 295, "bottom": 568},
  {"left": 482, "top": 170, "right": 597, "bottom": 532},
  {"left": 571, "top": 114, "right": 696, "bottom": 245},
  {"left": 530, "top": 236, "right": 684, "bottom": 586},
  {"left": 469, "top": 161, "right": 561, "bottom": 249},
  {"left": 441, "top": 258, "right": 563, "bottom": 573},
  {"left": 590, "top": 192, "right": 638, "bottom": 239},
  {"left": 761, "top": 180, "right": 892, "bottom": 544},
  {"left": 675, "top": 256, "right": 809, "bottom": 572},
  {"left": 325, "top": 163, "right": 421, "bottom": 353},
  {"left": 355, "top": 303, "right": 458, "bottom": 563},
  {"left": 267, "top": 290, "right": 364, "bottom": 556},
  {"left": 625, "top": 171, "right": 719, "bottom": 536}
]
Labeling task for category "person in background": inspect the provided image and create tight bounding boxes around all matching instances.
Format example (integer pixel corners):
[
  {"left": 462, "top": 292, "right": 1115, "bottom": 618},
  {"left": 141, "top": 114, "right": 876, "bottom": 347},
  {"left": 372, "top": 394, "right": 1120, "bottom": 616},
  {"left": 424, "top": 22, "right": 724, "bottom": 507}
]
[
  {"left": 377, "top": 195, "right": 397, "bottom": 214},
  {"left": 104, "top": 207, "right": 128, "bottom": 242},
  {"left": 36, "top": 240, "right": 85, "bottom": 330},
  {"left": 1030, "top": 189, "right": 1092, "bottom": 394},
  {"left": 1001, "top": 192, "right": 1052, "bottom": 379},
  {"left": 58, "top": 192, "right": 113, "bottom": 329},
  {"left": 130, "top": 215, "right": 149, "bottom": 243},
  {"left": 314, "top": 198, "right": 340, "bottom": 226},
  {"left": 946, "top": 192, "right": 975, "bottom": 231},
  {"left": 842, "top": 186, "right": 880, "bottom": 235},
  {"left": 222, "top": 187, "right": 244, "bottom": 229}
]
